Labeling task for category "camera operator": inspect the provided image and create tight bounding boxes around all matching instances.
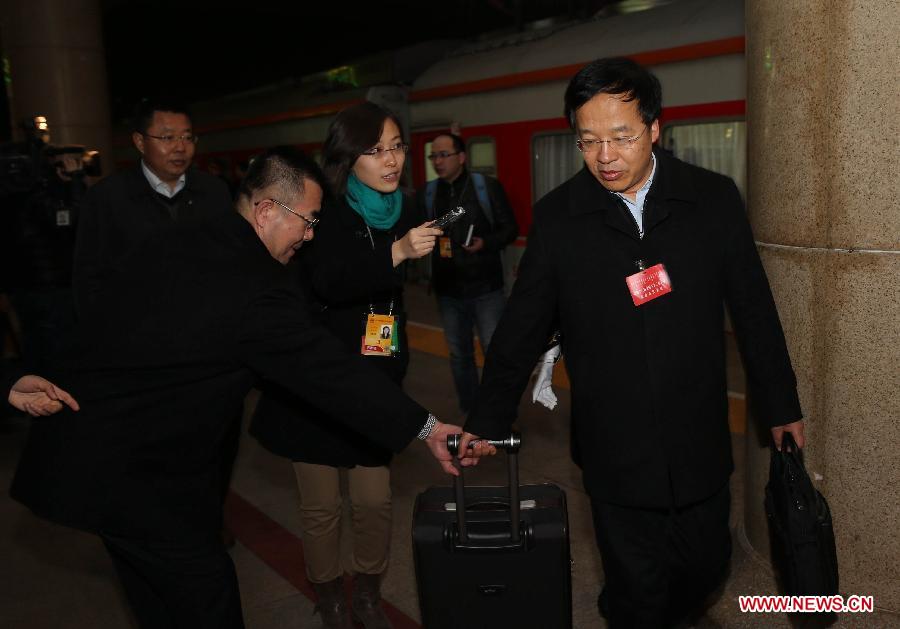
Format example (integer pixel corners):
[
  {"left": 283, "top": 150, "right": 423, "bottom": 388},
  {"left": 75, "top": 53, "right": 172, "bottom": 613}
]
[{"left": 1, "top": 118, "right": 92, "bottom": 374}]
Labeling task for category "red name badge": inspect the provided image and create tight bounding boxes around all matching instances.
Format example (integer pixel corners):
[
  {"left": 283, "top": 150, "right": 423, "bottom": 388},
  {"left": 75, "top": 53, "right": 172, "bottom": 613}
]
[{"left": 625, "top": 263, "right": 673, "bottom": 306}]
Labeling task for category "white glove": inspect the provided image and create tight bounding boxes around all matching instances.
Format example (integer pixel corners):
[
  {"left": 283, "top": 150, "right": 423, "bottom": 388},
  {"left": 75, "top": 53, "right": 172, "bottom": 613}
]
[{"left": 531, "top": 345, "right": 561, "bottom": 410}]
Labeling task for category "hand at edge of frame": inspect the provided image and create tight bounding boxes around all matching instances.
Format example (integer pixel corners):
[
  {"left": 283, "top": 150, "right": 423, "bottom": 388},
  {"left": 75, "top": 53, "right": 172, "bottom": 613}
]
[{"left": 8, "top": 375, "right": 80, "bottom": 417}]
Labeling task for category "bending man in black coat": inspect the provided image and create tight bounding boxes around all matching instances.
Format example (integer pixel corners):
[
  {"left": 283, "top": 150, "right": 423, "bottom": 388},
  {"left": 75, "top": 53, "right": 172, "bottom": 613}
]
[
  {"left": 10, "top": 148, "right": 489, "bottom": 629},
  {"left": 461, "top": 58, "right": 805, "bottom": 628}
]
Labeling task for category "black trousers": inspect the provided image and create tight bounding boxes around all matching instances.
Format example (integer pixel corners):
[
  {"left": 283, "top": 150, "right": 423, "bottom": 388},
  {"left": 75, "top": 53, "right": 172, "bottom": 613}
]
[
  {"left": 101, "top": 533, "right": 244, "bottom": 629},
  {"left": 590, "top": 482, "right": 732, "bottom": 629}
]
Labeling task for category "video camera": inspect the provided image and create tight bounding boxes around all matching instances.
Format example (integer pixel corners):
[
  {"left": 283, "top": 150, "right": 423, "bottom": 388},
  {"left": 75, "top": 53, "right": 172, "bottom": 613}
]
[{"left": 0, "top": 115, "right": 101, "bottom": 197}]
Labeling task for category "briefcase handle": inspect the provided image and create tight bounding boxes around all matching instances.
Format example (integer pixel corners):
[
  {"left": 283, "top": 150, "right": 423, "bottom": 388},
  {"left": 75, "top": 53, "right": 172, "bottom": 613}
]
[
  {"left": 779, "top": 432, "right": 801, "bottom": 455},
  {"left": 772, "top": 433, "right": 804, "bottom": 477},
  {"left": 447, "top": 432, "right": 522, "bottom": 545}
]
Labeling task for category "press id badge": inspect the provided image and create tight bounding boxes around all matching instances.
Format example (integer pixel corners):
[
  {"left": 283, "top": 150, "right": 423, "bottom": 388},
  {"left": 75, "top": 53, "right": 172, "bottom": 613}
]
[
  {"left": 625, "top": 263, "right": 673, "bottom": 306},
  {"left": 361, "top": 313, "right": 398, "bottom": 356},
  {"left": 439, "top": 236, "right": 453, "bottom": 258}
]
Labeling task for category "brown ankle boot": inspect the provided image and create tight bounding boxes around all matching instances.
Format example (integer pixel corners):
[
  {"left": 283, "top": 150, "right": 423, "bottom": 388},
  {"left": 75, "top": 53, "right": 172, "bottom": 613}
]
[
  {"left": 311, "top": 577, "right": 353, "bottom": 629},
  {"left": 351, "top": 573, "right": 393, "bottom": 629}
]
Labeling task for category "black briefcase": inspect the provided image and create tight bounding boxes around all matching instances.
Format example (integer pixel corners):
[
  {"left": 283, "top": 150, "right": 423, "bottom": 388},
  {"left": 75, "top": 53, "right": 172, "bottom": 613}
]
[
  {"left": 412, "top": 433, "right": 572, "bottom": 629},
  {"left": 764, "top": 433, "right": 839, "bottom": 595}
]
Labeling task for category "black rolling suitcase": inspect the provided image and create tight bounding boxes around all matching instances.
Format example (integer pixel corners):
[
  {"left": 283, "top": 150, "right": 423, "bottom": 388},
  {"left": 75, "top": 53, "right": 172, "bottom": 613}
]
[{"left": 412, "top": 433, "right": 572, "bottom": 629}]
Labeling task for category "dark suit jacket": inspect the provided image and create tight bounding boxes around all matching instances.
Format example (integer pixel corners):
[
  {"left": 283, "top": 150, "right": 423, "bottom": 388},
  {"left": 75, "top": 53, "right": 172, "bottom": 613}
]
[
  {"left": 73, "top": 165, "right": 233, "bottom": 318},
  {"left": 249, "top": 196, "right": 421, "bottom": 467},
  {"left": 465, "top": 150, "right": 802, "bottom": 509},
  {"left": 10, "top": 211, "right": 427, "bottom": 543}
]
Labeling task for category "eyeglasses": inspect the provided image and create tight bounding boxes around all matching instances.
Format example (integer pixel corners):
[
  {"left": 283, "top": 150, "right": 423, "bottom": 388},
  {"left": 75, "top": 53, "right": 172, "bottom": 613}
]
[
  {"left": 143, "top": 133, "right": 199, "bottom": 145},
  {"left": 427, "top": 151, "right": 460, "bottom": 161},
  {"left": 575, "top": 126, "right": 648, "bottom": 153},
  {"left": 360, "top": 143, "right": 409, "bottom": 158},
  {"left": 256, "top": 198, "right": 320, "bottom": 229}
]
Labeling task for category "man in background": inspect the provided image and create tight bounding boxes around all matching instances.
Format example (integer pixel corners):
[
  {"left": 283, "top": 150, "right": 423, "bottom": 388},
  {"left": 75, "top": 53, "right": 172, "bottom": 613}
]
[
  {"left": 419, "top": 133, "right": 518, "bottom": 414},
  {"left": 73, "top": 97, "right": 232, "bottom": 317},
  {"left": 72, "top": 96, "right": 237, "bottom": 544}
]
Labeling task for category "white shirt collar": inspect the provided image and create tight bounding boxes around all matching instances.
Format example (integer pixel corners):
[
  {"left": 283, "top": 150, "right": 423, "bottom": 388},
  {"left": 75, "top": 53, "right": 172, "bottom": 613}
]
[
  {"left": 141, "top": 161, "right": 186, "bottom": 198},
  {"left": 615, "top": 152, "right": 656, "bottom": 204}
]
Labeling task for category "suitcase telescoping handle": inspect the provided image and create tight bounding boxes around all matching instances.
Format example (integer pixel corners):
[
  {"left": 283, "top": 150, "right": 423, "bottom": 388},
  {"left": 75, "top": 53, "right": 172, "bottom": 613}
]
[{"left": 446, "top": 432, "right": 522, "bottom": 545}]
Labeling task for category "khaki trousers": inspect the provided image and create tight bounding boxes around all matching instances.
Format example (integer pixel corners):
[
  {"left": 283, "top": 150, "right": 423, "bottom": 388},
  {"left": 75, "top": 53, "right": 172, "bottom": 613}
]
[{"left": 293, "top": 462, "right": 392, "bottom": 584}]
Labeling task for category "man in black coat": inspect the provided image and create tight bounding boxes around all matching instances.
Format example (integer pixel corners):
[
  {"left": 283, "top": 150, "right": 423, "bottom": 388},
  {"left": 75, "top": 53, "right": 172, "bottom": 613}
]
[
  {"left": 73, "top": 97, "right": 233, "bottom": 318},
  {"left": 462, "top": 58, "right": 805, "bottom": 627},
  {"left": 73, "top": 97, "right": 242, "bottom": 548},
  {"left": 10, "top": 149, "right": 482, "bottom": 629}
]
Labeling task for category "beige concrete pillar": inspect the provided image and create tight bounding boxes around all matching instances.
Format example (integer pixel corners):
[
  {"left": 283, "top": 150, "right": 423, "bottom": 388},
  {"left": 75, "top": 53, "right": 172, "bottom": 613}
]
[
  {"left": 0, "top": 0, "right": 112, "bottom": 170},
  {"left": 743, "top": 0, "right": 899, "bottom": 613}
]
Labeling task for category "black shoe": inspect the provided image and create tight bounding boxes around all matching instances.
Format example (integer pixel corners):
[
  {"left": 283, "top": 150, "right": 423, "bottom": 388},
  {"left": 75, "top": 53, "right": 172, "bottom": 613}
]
[
  {"left": 351, "top": 573, "right": 392, "bottom": 629},
  {"left": 312, "top": 577, "right": 354, "bottom": 629}
]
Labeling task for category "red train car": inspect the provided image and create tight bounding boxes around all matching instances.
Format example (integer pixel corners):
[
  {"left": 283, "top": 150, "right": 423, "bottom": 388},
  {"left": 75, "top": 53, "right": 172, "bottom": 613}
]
[{"left": 175, "top": 0, "right": 746, "bottom": 278}]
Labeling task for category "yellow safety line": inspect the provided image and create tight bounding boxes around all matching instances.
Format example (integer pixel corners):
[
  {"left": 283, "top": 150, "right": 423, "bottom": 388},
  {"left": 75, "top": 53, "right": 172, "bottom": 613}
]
[{"left": 406, "top": 321, "right": 747, "bottom": 435}]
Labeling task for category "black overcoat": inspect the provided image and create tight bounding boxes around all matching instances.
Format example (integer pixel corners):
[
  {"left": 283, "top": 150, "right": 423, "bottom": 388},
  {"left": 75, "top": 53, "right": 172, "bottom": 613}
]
[
  {"left": 249, "top": 196, "right": 421, "bottom": 467},
  {"left": 73, "top": 165, "right": 233, "bottom": 317},
  {"left": 10, "top": 211, "right": 428, "bottom": 543},
  {"left": 466, "top": 150, "right": 802, "bottom": 509}
]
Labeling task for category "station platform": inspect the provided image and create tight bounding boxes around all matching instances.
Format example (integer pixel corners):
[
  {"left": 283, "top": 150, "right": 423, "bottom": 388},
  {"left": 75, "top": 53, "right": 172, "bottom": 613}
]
[{"left": 1, "top": 282, "right": 894, "bottom": 628}]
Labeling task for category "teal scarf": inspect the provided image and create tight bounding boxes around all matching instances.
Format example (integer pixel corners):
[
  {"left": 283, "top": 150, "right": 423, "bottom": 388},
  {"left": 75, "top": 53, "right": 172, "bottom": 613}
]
[{"left": 346, "top": 173, "right": 402, "bottom": 230}]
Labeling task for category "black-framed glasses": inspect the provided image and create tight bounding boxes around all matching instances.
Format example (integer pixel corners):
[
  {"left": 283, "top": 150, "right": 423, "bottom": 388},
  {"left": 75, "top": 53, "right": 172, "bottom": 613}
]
[
  {"left": 256, "top": 198, "right": 320, "bottom": 229},
  {"left": 360, "top": 143, "right": 409, "bottom": 158},
  {"left": 427, "top": 151, "right": 460, "bottom": 161},
  {"left": 575, "top": 126, "right": 648, "bottom": 153},
  {"left": 143, "top": 133, "right": 199, "bottom": 145}
]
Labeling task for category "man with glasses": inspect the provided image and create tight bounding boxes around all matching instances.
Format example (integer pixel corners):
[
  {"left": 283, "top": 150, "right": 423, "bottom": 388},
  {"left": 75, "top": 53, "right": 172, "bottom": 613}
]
[
  {"left": 73, "top": 97, "right": 232, "bottom": 318},
  {"left": 10, "top": 148, "right": 486, "bottom": 629},
  {"left": 71, "top": 97, "right": 240, "bottom": 549},
  {"left": 419, "top": 133, "right": 518, "bottom": 414},
  {"left": 461, "top": 57, "right": 804, "bottom": 627}
]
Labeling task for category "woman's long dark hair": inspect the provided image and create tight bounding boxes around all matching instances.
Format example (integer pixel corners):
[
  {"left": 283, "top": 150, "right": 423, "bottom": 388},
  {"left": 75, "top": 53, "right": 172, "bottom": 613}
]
[{"left": 321, "top": 101, "right": 404, "bottom": 198}]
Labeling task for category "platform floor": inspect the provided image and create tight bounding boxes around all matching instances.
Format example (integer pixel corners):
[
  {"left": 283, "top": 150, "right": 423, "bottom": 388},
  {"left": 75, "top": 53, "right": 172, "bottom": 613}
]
[{"left": 1, "top": 283, "right": 895, "bottom": 628}]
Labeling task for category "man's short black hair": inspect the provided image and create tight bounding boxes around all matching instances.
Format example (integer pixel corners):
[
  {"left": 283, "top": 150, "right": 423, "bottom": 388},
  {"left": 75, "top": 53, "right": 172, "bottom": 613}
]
[
  {"left": 433, "top": 133, "right": 466, "bottom": 155},
  {"left": 238, "top": 146, "right": 327, "bottom": 204},
  {"left": 132, "top": 97, "right": 192, "bottom": 134},
  {"left": 563, "top": 57, "right": 662, "bottom": 129}
]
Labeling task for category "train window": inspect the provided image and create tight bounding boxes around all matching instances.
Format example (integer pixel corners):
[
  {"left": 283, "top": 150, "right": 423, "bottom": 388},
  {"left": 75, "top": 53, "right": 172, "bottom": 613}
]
[
  {"left": 662, "top": 121, "right": 747, "bottom": 198},
  {"left": 532, "top": 132, "right": 583, "bottom": 203},
  {"left": 466, "top": 138, "right": 496, "bottom": 177}
]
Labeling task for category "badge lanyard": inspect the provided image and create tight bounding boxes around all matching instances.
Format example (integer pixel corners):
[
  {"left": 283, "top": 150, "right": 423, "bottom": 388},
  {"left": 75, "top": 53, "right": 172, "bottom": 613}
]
[{"left": 361, "top": 225, "right": 399, "bottom": 357}]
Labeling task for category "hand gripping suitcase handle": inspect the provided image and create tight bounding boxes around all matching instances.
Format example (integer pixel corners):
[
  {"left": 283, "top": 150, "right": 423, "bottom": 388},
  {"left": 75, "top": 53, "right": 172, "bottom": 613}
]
[
  {"left": 446, "top": 432, "right": 522, "bottom": 545},
  {"left": 446, "top": 433, "right": 521, "bottom": 454}
]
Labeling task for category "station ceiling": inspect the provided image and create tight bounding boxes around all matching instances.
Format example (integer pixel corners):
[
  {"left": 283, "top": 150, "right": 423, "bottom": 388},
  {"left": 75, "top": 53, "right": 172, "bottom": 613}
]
[{"left": 100, "top": 0, "right": 626, "bottom": 117}]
